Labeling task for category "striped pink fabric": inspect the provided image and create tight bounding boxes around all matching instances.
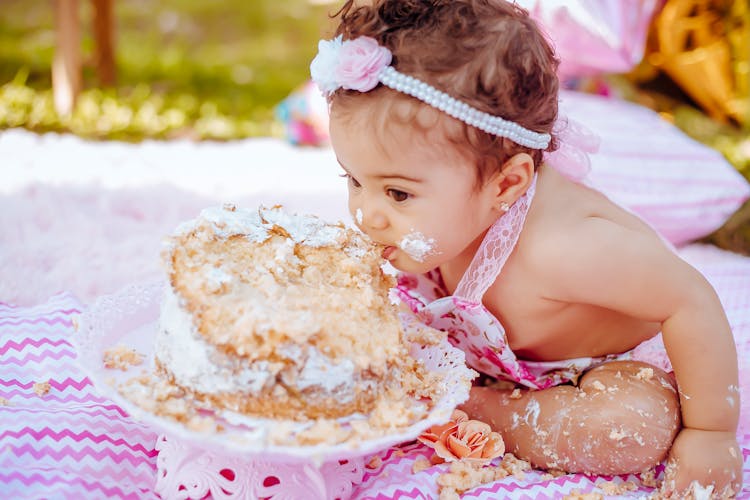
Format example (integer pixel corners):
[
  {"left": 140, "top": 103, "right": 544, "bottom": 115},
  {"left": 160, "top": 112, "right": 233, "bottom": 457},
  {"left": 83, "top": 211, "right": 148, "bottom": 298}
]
[
  {"left": 560, "top": 90, "right": 750, "bottom": 246},
  {"left": 0, "top": 293, "right": 158, "bottom": 499},
  {"left": 1, "top": 242, "right": 748, "bottom": 498}
]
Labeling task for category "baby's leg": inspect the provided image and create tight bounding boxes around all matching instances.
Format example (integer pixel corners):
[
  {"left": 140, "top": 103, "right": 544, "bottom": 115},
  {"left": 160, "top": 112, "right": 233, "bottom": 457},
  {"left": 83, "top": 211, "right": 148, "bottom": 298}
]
[{"left": 460, "top": 361, "right": 680, "bottom": 474}]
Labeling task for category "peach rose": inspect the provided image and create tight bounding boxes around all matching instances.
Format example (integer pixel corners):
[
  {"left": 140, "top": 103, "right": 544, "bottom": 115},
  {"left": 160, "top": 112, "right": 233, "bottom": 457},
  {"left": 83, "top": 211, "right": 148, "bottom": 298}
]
[{"left": 418, "top": 410, "right": 505, "bottom": 464}]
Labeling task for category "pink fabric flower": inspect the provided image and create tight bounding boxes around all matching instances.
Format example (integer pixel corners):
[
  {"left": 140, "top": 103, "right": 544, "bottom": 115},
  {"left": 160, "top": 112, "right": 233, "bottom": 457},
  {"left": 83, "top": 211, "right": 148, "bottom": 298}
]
[{"left": 335, "top": 37, "right": 392, "bottom": 92}]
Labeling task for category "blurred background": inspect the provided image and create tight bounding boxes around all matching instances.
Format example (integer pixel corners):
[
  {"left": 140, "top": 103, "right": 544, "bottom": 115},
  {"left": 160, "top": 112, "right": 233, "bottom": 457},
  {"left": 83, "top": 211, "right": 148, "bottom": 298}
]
[
  {"left": 0, "top": 0, "right": 748, "bottom": 252},
  {"left": 0, "top": 0, "right": 336, "bottom": 139}
]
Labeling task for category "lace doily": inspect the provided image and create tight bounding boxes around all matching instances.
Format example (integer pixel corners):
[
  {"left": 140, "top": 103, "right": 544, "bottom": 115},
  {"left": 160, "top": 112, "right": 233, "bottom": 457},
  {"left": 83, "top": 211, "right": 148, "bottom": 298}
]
[{"left": 74, "top": 280, "right": 475, "bottom": 463}]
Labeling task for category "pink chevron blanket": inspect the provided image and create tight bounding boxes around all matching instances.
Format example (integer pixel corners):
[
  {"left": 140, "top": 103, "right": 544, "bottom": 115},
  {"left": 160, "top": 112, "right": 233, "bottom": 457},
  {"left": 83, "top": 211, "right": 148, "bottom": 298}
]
[{"left": 1, "top": 243, "right": 748, "bottom": 499}]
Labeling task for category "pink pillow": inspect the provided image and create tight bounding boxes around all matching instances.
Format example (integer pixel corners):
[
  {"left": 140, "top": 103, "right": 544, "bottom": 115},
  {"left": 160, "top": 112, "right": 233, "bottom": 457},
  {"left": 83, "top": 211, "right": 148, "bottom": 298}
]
[
  {"left": 559, "top": 90, "right": 750, "bottom": 246},
  {"left": 519, "top": 0, "right": 660, "bottom": 81}
]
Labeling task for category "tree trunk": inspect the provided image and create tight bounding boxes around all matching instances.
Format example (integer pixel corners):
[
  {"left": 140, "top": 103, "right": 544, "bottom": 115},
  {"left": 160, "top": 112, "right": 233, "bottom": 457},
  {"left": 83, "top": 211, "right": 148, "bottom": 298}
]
[
  {"left": 52, "top": 0, "right": 82, "bottom": 116},
  {"left": 92, "top": 0, "right": 116, "bottom": 86}
]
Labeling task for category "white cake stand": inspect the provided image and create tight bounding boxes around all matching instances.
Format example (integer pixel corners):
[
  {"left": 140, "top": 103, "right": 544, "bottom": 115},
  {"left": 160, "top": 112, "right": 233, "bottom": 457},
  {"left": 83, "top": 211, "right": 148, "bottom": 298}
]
[{"left": 74, "top": 281, "right": 474, "bottom": 499}]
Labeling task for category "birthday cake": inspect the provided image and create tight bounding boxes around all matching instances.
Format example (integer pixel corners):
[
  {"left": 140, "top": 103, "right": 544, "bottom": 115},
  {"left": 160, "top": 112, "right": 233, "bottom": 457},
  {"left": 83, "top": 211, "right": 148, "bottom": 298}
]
[{"left": 154, "top": 204, "right": 426, "bottom": 421}]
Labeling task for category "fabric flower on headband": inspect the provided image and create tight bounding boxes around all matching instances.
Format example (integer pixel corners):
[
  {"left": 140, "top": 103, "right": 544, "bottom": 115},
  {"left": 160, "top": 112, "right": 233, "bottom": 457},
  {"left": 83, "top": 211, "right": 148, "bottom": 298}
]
[
  {"left": 310, "top": 35, "right": 392, "bottom": 95},
  {"left": 309, "top": 35, "right": 553, "bottom": 150}
]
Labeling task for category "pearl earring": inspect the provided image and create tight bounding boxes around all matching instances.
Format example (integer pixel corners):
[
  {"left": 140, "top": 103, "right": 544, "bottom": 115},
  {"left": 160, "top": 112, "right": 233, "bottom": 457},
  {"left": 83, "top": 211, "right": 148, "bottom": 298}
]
[{"left": 499, "top": 201, "right": 510, "bottom": 213}]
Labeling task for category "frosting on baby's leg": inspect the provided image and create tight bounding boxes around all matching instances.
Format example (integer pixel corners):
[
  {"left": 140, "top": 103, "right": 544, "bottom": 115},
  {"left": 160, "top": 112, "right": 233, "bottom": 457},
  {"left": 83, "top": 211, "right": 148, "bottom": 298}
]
[{"left": 461, "top": 361, "right": 680, "bottom": 475}]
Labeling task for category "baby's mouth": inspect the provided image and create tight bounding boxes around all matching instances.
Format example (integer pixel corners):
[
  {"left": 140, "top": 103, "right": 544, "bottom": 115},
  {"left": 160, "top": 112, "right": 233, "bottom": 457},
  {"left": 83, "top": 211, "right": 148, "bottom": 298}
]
[{"left": 381, "top": 246, "right": 397, "bottom": 260}]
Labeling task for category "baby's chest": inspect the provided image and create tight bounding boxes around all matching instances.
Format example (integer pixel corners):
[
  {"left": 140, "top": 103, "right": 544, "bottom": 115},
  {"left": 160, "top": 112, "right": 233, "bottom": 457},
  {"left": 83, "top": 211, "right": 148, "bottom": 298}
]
[{"left": 483, "top": 277, "right": 656, "bottom": 360}]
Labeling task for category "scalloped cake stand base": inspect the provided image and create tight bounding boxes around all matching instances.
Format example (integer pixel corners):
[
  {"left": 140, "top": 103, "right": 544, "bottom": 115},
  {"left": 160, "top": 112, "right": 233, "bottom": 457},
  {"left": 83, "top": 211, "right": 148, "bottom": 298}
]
[{"left": 153, "top": 434, "right": 366, "bottom": 500}]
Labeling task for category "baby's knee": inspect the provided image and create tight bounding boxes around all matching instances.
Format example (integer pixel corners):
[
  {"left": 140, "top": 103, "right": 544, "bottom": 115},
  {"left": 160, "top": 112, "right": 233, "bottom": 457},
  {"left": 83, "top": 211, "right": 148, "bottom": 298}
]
[
  {"left": 591, "top": 362, "right": 678, "bottom": 418},
  {"left": 566, "top": 362, "right": 681, "bottom": 474},
  {"left": 577, "top": 401, "right": 676, "bottom": 473}
]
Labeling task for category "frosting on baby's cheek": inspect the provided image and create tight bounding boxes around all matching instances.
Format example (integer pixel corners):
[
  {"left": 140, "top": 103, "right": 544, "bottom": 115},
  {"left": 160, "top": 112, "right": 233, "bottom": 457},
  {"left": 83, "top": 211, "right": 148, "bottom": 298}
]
[
  {"left": 355, "top": 208, "right": 363, "bottom": 225},
  {"left": 399, "top": 229, "right": 440, "bottom": 262}
]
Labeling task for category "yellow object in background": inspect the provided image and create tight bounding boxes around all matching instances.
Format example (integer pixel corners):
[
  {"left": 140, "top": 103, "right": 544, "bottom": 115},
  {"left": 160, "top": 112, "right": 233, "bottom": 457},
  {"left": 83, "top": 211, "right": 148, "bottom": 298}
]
[{"left": 649, "top": 0, "right": 749, "bottom": 127}]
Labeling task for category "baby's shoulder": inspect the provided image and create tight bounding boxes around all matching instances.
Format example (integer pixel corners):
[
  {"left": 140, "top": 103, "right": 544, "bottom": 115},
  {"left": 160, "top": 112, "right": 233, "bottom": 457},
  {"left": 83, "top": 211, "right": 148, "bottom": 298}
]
[{"left": 520, "top": 207, "right": 661, "bottom": 272}]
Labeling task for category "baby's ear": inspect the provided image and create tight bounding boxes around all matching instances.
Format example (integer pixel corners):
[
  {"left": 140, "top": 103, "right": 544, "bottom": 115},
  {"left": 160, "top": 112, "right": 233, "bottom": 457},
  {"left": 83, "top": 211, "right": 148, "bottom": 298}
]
[{"left": 489, "top": 153, "right": 535, "bottom": 207}]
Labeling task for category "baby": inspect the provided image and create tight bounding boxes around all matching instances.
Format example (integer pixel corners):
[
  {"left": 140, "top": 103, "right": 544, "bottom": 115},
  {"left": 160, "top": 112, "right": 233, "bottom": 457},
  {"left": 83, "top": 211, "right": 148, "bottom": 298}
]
[{"left": 311, "top": 0, "right": 742, "bottom": 496}]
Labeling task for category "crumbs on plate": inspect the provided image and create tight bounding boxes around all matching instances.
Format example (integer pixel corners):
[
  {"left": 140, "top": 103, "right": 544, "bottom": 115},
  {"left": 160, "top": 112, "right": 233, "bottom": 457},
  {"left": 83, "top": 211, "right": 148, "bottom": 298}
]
[{"left": 103, "top": 344, "right": 145, "bottom": 371}]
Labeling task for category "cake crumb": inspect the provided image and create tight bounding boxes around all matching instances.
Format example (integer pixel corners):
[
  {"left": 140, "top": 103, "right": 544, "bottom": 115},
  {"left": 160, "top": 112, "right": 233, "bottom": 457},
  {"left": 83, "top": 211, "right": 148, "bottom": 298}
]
[
  {"left": 366, "top": 455, "right": 383, "bottom": 469},
  {"left": 640, "top": 468, "right": 657, "bottom": 487},
  {"left": 598, "top": 480, "right": 637, "bottom": 495},
  {"left": 349, "top": 419, "right": 373, "bottom": 439},
  {"left": 608, "top": 428, "right": 627, "bottom": 441},
  {"left": 0, "top": 397, "right": 11, "bottom": 406},
  {"left": 186, "top": 415, "right": 218, "bottom": 433},
  {"left": 591, "top": 380, "right": 607, "bottom": 391},
  {"left": 119, "top": 374, "right": 192, "bottom": 420},
  {"left": 563, "top": 490, "right": 603, "bottom": 500},
  {"left": 635, "top": 367, "right": 654, "bottom": 381},
  {"left": 103, "top": 344, "right": 144, "bottom": 371},
  {"left": 498, "top": 453, "right": 531, "bottom": 479},
  {"left": 267, "top": 421, "right": 297, "bottom": 445},
  {"left": 296, "top": 419, "right": 351, "bottom": 445},
  {"left": 412, "top": 456, "right": 431, "bottom": 473},
  {"left": 370, "top": 399, "right": 411, "bottom": 428},
  {"left": 509, "top": 388, "right": 522, "bottom": 399},
  {"left": 437, "top": 460, "right": 499, "bottom": 495},
  {"left": 438, "top": 489, "right": 461, "bottom": 500},
  {"left": 33, "top": 381, "right": 51, "bottom": 396},
  {"left": 540, "top": 469, "right": 567, "bottom": 480}
]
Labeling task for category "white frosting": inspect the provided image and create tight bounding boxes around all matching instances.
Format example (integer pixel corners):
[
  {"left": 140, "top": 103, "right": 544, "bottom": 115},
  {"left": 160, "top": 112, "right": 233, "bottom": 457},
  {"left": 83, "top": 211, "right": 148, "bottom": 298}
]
[
  {"left": 344, "top": 244, "right": 367, "bottom": 259},
  {"left": 261, "top": 206, "right": 343, "bottom": 247},
  {"left": 399, "top": 229, "right": 438, "bottom": 262},
  {"left": 278, "top": 344, "right": 357, "bottom": 401},
  {"left": 157, "top": 288, "right": 358, "bottom": 401},
  {"left": 205, "top": 266, "right": 232, "bottom": 293},
  {"left": 274, "top": 238, "right": 299, "bottom": 265},
  {"left": 355, "top": 208, "right": 363, "bottom": 225},
  {"left": 297, "top": 348, "right": 356, "bottom": 394},
  {"left": 156, "top": 288, "right": 273, "bottom": 394},
  {"left": 174, "top": 205, "right": 344, "bottom": 248},
  {"left": 689, "top": 482, "right": 714, "bottom": 500}
]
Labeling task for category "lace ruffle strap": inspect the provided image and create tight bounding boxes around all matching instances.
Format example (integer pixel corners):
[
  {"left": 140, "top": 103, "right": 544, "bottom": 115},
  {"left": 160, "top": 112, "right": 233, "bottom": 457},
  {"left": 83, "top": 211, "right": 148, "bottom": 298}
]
[{"left": 453, "top": 177, "right": 537, "bottom": 303}]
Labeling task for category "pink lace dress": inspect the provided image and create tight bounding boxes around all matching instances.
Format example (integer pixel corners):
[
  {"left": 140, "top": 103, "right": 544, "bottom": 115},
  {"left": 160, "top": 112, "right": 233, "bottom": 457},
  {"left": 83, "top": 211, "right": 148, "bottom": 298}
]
[{"left": 394, "top": 175, "right": 672, "bottom": 390}]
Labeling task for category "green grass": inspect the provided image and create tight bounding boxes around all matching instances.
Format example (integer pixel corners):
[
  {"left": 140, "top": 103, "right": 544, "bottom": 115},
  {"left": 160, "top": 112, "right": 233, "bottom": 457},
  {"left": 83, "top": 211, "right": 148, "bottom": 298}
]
[{"left": 0, "top": 0, "right": 337, "bottom": 140}]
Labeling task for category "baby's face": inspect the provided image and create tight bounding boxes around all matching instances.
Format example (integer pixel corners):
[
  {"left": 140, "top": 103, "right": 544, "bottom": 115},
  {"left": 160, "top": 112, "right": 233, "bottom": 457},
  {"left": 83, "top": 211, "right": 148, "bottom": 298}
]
[{"left": 329, "top": 108, "right": 498, "bottom": 274}]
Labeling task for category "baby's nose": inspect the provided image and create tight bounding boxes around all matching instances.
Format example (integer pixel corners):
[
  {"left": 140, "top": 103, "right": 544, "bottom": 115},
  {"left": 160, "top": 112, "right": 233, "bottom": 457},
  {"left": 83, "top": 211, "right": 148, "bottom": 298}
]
[{"left": 357, "top": 207, "right": 388, "bottom": 232}]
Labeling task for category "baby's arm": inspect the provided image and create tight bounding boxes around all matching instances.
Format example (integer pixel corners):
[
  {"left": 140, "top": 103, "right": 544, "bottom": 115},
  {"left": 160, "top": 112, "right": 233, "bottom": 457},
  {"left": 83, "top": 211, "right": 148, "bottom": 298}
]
[{"left": 538, "top": 218, "right": 741, "bottom": 494}]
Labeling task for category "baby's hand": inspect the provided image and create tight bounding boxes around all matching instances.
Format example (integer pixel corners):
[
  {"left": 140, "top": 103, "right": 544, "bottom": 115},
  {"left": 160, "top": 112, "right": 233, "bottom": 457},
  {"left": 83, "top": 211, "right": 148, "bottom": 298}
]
[{"left": 663, "top": 428, "right": 742, "bottom": 497}]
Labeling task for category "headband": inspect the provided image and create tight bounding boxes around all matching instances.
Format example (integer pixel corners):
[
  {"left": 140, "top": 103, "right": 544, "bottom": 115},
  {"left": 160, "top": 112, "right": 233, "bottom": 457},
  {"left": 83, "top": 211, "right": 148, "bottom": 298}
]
[{"left": 310, "top": 35, "right": 552, "bottom": 150}]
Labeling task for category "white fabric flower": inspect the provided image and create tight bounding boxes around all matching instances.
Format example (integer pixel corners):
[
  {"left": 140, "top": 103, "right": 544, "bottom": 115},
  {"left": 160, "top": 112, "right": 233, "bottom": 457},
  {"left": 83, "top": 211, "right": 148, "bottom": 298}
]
[{"left": 310, "top": 35, "right": 344, "bottom": 95}]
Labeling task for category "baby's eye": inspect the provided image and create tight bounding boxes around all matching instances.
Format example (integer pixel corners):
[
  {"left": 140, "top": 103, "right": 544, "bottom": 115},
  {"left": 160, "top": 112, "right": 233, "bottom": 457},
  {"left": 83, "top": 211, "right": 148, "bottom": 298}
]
[
  {"left": 387, "top": 189, "right": 410, "bottom": 202},
  {"left": 339, "top": 173, "right": 361, "bottom": 188}
]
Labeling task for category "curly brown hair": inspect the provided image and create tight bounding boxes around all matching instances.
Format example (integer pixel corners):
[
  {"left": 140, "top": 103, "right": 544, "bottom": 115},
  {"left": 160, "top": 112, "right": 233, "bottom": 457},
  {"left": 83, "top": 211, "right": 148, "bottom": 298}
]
[{"left": 328, "top": 0, "right": 560, "bottom": 185}]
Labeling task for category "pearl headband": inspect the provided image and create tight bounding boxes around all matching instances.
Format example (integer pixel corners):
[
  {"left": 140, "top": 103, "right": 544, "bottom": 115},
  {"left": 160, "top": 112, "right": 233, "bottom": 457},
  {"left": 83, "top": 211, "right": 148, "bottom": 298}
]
[{"left": 310, "top": 35, "right": 551, "bottom": 150}]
